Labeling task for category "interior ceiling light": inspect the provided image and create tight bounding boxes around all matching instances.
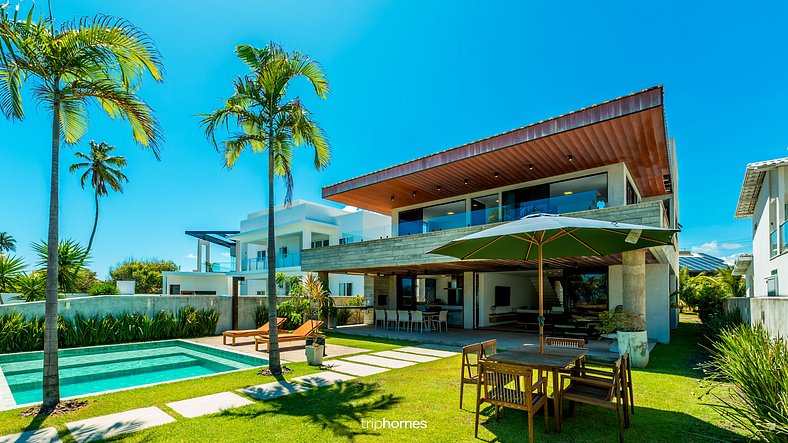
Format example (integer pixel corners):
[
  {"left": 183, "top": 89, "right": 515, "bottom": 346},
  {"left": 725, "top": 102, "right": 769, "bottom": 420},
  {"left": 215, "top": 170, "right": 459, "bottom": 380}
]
[
  {"left": 447, "top": 211, "right": 455, "bottom": 215},
  {"left": 436, "top": 185, "right": 442, "bottom": 191},
  {"left": 412, "top": 191, "right": 417, "bottom": 197},
  {"left": 528, "top": 163, "right": 534, "bottom": 170},
  {"left": 494, "top": 172, "right": 499, "bottom": 178},
  {"left": 390, "top": 195, "right": 395, "bottom": 201},
  {"left": 564, "top": 191, "right": 573, "bottom": 195},
  {"left": 464, "top": 179, "right": 469, "bottom": 185},
  {"left": 568, "top": 154, "right": 574, "bottom": 162}
]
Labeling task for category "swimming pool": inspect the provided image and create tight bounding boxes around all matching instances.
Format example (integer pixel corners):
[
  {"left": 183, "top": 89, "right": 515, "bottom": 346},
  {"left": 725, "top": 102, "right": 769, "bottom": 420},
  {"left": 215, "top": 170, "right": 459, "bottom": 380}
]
[{"left": 0, "top": 340, "right": 267, "bottom": 408}]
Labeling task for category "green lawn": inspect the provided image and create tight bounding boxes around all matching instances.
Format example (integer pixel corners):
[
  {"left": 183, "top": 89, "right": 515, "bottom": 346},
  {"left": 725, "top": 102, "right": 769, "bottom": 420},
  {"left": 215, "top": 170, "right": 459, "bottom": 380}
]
[{"left": 0, "top": 321, "right": 746, "bottom": 442}]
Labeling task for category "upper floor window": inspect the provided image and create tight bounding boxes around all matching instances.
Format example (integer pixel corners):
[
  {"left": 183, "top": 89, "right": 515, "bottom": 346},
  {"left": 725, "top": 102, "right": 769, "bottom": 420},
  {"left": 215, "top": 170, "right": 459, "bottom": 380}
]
[
  {"left": 470, "top": 194, "right": 500, "bottom": 226},
  {"left": 338, "top": 282, "right": 353, "bottom": 296},
  {"left": 398, "top": 200, "right": 466, "bottom": 236},
  {"left": 626, "top": 180, "right": 639, "bottom": 205},
  {"left": 311, "top": 239, "right": 329, "bottom": 248},
  {"left": 502, "top": 173, "right": 608, "bottom": 221},
  {"left": 770, "top": 199, "right": 778, "bottom": 257}
]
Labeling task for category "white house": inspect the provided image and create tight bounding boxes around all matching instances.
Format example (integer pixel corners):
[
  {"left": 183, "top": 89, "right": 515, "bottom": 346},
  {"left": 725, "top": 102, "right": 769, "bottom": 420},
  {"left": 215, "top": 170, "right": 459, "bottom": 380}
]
[
  {"left": 734, "top": 157, "right": 788, "bottom": 296},
  {"left": 162, "top": 200, "right": 391, "bottom": 297}
]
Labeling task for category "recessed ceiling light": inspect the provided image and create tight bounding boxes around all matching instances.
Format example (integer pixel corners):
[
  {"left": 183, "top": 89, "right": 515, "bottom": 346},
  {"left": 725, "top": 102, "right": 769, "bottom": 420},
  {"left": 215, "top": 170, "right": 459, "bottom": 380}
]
[
  {"left": 436, "top": 185, "right": 442, "bottom": 191},
  {"left": 564, "top": 191, "right": 573, "bottom": 195},
  {"left": 447, "top": 211, "right": 455, "bottom": 215},
  {"left": 568, "top": 154, "right": 574, "bottom": 162},
  {"left": 390, "top": 195, "right": 395, "bottom": 201},
  {"left": 528, "top": 163, "right": 534, "bottom": 170},
  {"left": 463, "top": 179, "right": 469, "bottom": 185},
  {"left": 412, "top": 191, "right": 417, "bottom": 197},
  {"left": 494, "top": 172, "right": 499, "bottom": 178}
]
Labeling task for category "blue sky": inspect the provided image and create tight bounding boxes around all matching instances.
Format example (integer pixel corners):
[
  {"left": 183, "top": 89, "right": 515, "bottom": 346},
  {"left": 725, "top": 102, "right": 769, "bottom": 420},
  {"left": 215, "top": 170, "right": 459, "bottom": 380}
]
[{"left": 1, "top": 0, "right": 786, "bottom": 277}]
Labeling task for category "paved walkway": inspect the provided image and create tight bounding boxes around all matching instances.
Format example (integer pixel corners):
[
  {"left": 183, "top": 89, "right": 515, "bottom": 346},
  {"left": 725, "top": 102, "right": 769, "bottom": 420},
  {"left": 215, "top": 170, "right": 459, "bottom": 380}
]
[
  {"left": 0, "top": 345, "right": 457, "bottom": 442},
  {"left": 187, "top": 335, "right": 369, "bottom": 362}
]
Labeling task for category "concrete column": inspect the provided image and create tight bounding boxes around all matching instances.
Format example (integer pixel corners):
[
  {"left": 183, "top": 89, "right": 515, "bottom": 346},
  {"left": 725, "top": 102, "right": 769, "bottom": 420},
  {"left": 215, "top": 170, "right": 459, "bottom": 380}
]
[
  {"left": 235, "top": 241, "right": 242, "bottom": 272},
  {"left": 622, "top": 249, "right": 647, "bottom": 319},
  {"left": 463, "top": 271, "right": 475, "bottom": 329},
  {"left": 302, "top": 229, "right": 312, "bottom": 250},
  {"left": 196, "top": 241, "right": 203, "bottom": 272}
]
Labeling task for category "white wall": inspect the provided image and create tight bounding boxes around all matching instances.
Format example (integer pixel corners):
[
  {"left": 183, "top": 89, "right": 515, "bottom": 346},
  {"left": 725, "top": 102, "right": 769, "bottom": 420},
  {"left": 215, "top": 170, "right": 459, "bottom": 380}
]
[
  {"left": 327, "top": 274, "right": 365, "bottom": 297},
  {"left": 477, "top": 272, "right": 535, "bottom": 327},
  {"left": 750, "top": 167, "right": 788, "bottom": 297},
  {"left": 646, "top": 263, "right": 670, "bottom": 344},
  {"left": 163, "top": 273, "right": 231, "bottom": 295}
]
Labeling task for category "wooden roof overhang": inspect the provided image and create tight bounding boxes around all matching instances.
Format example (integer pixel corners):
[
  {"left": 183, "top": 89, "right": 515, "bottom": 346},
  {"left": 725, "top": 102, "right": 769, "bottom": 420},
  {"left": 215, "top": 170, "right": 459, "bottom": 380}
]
[
  {"left": 324, "top": 251, "right": 660, "bottom": 276},
  {"left": 323, "top": 87, "right": 671, "bottom": 215}
]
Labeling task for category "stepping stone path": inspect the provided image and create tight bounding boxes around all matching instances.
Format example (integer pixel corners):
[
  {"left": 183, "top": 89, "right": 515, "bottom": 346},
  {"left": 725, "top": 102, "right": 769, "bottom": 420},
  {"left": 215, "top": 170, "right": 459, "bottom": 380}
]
[
  {"left": 344, "top": 354, "right": 417, "bottom": 369},
  {"left": 66, "top": 407, "right": 175, "bottom": 443},
  {"left": 238, "top": 380, "right": 311, "bottom": 400},
  {"left": 0, "top": 346, "right": 459, "bottom": 443},
  {"left": 0, "top": 428, "right": 60, "bottom": 443},
  {"left": 293, "top": 371, "right": 355, "bottom": 387},
  {"left": 167, "top": 392, "right": 253, "bottom": 418},
  {"left": 396, "top": 346, "right": 459, "bottom": 358},
  {"left": 323, "top": 360, "right": 390, "bottom": 376},
  {"left": 373, "top": 350, "right": 439, "bottom": 363}
]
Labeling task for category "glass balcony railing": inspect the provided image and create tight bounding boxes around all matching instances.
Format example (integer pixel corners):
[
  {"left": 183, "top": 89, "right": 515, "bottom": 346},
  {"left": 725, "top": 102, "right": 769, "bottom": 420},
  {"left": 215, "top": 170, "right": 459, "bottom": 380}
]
[
  {"left": 242, "top": 253, "right": 301, "bottom": 271},
  {"left": 502, "top": 190, "right": 604, "bottom": 221},
  {"left": 205, "top": 261, "right": 234, "bottom": 273}
]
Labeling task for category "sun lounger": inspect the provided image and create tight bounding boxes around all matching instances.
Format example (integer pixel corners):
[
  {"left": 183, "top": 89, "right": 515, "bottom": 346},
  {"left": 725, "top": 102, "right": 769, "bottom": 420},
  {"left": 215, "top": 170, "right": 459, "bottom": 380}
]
[
  {"left": 222, "top": 317, "right": 287, "bottom": 345},
  {"left": 254, "top": 320, "right": 323, "bottom": 352}
]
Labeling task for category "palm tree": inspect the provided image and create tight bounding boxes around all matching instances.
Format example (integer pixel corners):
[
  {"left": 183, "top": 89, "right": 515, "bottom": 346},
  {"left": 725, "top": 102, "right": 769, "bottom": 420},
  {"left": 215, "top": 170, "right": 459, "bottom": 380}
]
[
  {"left": 201, "top": 43, "right": 330, "bottom": 374},
  {"left": 716, "top": 266, "right": 746, "bottom": 298},
  {"left": 0, "top": 254, "right": 25, "bottom": 298},
  {"left": 33, "top": 239, "right": 90, "bottom": 294},
  {"left": 0, "top": 7, "right": 163, "bottom": 407},
  {"left": 0, "top": 232, "right": 16, "bottom": 253},
  {"left": 69, "top": 141, "right": 128, "bottom": 255}
]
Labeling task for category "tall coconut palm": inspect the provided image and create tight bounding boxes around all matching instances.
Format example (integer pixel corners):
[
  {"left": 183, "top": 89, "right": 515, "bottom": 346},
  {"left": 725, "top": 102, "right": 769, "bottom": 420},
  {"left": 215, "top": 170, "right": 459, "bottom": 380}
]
[
  {"left": 0, "top": 7, "right": 163, "bottom": 407},
  {"left": 201, "top": 43, "right": 330, "bottom": 374},
  {"left": 0, "top": 232, "right": 16, "bottom": 253},
  {"left": 69, "top": 141, "right": 128, "bottom": 255}
]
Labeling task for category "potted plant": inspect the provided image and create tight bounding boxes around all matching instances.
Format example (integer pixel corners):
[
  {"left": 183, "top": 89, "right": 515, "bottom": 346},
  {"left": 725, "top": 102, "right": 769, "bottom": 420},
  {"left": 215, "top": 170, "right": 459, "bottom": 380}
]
[
  {"left": 596, "top": 310, "right": 650, "bottom": 368},
  {"left": 303, "top": 273, "right": 327, "bottom": 365}
]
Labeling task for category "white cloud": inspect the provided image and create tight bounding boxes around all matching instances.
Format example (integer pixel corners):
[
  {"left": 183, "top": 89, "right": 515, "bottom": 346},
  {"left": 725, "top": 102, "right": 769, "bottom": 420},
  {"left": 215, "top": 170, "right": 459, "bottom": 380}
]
[
  {"left": 720, "top": 243, "right": 744, "bottom": 250},
  {"left": 690, "top": 241, "right": 744, "bottom": 257},
  {"left": 722, "top": 253, "right": 741, "bottom": 266},
  {"left": 185, "top": 253, "right": 197, "bottom": 259}
]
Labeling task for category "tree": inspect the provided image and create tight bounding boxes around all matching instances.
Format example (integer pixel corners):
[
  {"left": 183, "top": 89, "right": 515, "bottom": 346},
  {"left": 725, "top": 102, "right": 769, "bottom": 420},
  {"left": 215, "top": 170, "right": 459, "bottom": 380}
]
[
  {"left": 0, "top": 6, "right": 163, "bottom": 407},
  {"left": 15, "top": 272, "right": 46, "bottom": 302},
  {"left": 200, "top": 43, "right": 330, "bottom": 374},
  {"left": 0, "top": 254, "right": 25, "bottom": 294},
  {"left": 74, "top": 268, "right": 99, "bottom": 293},
  {"left": 109, "top": 258, "right": 179, "bottom": 294},
  {"left": 715, "top": 266, "right": 746, "bottom": 298},
  {"left": 0, "top": 232, "right": 16, "bottom": 253},
  {"left": 69, "top": 141, "right": 128, "bottom": 255},
  {"left": 33, "top": 240, "right": 90, "bottom": 294}
]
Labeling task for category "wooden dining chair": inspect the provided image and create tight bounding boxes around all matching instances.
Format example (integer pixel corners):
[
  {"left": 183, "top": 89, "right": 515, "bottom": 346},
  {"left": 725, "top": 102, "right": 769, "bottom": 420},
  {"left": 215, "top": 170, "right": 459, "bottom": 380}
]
[
  {"left": 480, "top": 339, "right": 497, "bottom": 358},
  {"left": 474, "top": 360, "right": 549, "bottom": 443},
  {"left": 546, "top": 337, "right": 587, "bottom": 368},
  {"left": 460, "top": 343, "right": 483, "bottom": 409},
  {"left": 590, "top": 352, "right": 634, "bottom": 415},
  {"left": 558, "top": 356, "right": 629, "bottom": 443}
]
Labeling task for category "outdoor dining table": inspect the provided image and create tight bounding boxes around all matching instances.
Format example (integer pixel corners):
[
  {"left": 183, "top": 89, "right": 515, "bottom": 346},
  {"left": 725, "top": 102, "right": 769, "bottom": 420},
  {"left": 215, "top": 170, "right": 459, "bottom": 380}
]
[
  {"left": 421, "top": 311, "right": 439, "bottom": 331},
  {"left": 484, "top": 347, "right": 587, "bottom": 432}
]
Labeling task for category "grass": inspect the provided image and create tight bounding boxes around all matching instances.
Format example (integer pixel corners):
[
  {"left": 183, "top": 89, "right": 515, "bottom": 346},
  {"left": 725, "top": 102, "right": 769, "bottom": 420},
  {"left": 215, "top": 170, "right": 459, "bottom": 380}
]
[{"left": 0, "top": 320, "right": 746, "bottom": 442}]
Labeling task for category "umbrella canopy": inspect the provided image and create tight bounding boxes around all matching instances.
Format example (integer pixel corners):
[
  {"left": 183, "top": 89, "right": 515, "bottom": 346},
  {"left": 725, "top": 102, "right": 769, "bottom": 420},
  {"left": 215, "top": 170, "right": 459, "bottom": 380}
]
[{"left": 429, "top": 213, "right": 678, "bottom": 352}]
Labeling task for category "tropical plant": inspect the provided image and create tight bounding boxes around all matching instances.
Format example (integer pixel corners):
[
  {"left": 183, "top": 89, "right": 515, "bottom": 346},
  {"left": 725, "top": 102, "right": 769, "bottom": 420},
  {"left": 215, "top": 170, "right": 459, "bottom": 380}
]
[
  {"left": 715, "top": 266, "right": 747, "bottom": 298},
  {"left": 15, "top": 271, "right": 46, "bottom": 302},
  {"left": 0, "top": 6, "right": 163, "bottom": 407},
  {"left": 704, "top": 306, "right": 744, "bottom": 338},
  {"left": 0, "top": 232, "right": 16, "bottom": 253},
  {"left": 200, "top": 42, "right": 330, "bottom": 374},
  {"left": 69, "top": 141, "right": 128, "bottom": 255},
  {"left": 0, "top": 254, "right": 25, "bottom": 293},
  {"left": 691, "top": 275, "right": 732, "bottom": 323},
  {"left": 109, "top": 258, "right": 179, "bottom": 294},
  {"left": 33, "top": 239, "right": 89, "bottom": 293},
  {"left": 704, "top": 324, "right": 788, "bottom": 442},
  {"left": 87, "top": 282, "right": 119, "bottom": 296},
  {"left": 596, "top": 310, "right": 646, "bottom": 334},
  {"left": 74, "top": 268, "right": 99, "bottom": 292}
]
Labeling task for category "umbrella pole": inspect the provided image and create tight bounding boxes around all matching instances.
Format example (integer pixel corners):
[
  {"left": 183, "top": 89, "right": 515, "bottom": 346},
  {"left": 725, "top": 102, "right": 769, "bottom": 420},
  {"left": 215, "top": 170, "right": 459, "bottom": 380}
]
[{"left": 538, "top": 242, "right": 544, "bottom": 354}]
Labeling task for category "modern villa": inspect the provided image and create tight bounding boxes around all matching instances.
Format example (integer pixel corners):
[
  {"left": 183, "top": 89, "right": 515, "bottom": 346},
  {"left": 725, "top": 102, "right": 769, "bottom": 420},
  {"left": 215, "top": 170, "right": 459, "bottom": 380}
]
[
  {"left": 302, "top": 86, "right": 679, "bottom": 343},
  {"left": 162, "top": 200, "right": 390, "bottom": 297}
]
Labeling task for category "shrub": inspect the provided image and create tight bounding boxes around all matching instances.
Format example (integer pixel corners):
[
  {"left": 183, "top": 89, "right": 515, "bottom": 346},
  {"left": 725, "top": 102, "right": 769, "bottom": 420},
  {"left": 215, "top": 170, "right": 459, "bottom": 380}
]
[
  {"left": 691, "top": 276, "right": 732, "bottom": 323},
  {"left": 705, "top": 324, "right": 788, "bottom": 442},
  {"left": 255, "top": 304, "right": 268, "bottom": 328},
  {"left": 0, "top": 307, "right": 220, "bottom": 353},
  {"left": 14, "top": 272, "right": 46, "bottom": 302},
  {"left": 276, "top": 297, "right": 311, "bottom": 330},
  {"left": 109, "top": 258, "right": 179, "bottom": 294},
  {"left": 704, "top": 306, "right": 744, "bottom": 338},
  {"left": 87, "top": 282, "right": 120, "bottom": 295}
]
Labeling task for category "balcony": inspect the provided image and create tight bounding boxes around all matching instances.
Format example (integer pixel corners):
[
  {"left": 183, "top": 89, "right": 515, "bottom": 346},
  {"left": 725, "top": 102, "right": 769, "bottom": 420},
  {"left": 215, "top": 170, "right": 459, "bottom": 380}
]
[
  {"left": 301, "top": 201, "right": 672, "bottom": 273},
  {"left": 241, "top": 253, "right": 301, "bottom": 272}
]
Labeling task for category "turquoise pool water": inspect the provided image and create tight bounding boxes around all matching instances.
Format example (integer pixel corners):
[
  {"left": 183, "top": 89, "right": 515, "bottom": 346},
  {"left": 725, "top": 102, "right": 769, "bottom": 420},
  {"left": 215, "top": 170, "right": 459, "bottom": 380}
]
[{"left": 0, "top": 340, "right": 267, "bottom": 406}]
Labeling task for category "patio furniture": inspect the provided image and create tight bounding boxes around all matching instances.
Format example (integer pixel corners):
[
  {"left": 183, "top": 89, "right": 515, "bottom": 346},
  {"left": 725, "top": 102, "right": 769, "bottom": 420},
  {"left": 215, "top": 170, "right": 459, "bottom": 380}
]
[
  {"left": 480, "top": 339, "right": 497, "bottom": 358},
  {"left": 559, "top": 356, "right": 629, "bottom": 443},
  {"left": 422, "top": 311, "right": 439, "bottom": 331},
  {"left": 474, "top": 360, "right": 549, "bottom": 442},
  {"left": 460, "top": 343, "right": 483, "bottom": 409},
  {"left": 546, "top": 337, "right": 587, "bottom": 368},
  {"left": 590, "top": 352, "right": 634, "bottom": 415},
  {"left": 254, "top": 320, "right": 323, "bottom": 352},
  {"left": 430, "top": 310, "right": 448, "bottom": 332},
  {"left": 485, "top": 347, "right": 586, "bottom": 432},
  {"left": 409, "top": 311, "right": 429, "bottom": 332},
  {"left": 222, "top": 317, "right": 287, "bottom": 346},
  {"left": 385, "top": 309, "right": 397, "bottom": 330},
  {"left": 396, "top": 310, "right": 410, "bottom": 331},
  {"left": 374, "top": 309, "right": 385, "bottom": 329}
]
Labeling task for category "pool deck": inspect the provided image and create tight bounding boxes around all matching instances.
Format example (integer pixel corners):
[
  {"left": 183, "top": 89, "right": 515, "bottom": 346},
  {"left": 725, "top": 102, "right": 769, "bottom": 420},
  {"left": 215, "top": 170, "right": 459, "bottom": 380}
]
[{"left": 186, "top": 336, "right": 370, "bottom": 363}]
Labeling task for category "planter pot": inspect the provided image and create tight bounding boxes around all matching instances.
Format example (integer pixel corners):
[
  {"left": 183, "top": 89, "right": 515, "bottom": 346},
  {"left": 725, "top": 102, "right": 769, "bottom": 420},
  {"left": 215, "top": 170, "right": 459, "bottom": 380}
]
[
  {"left": 616, "top": 330, "right": 649, "bottom": 368},
  {"left": 669, "top": 308, "right": 679, "bottom": 330},
  {"left": 327, "top": 315, "right": 337, "bottom": 329},
  {"left": 305, "top": 344, "right": 325, "bottom": 366}
]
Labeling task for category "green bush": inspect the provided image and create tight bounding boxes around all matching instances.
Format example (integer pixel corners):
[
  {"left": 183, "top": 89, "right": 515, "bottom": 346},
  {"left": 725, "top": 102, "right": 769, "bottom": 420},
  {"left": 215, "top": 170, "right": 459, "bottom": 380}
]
[
  {"left": 0, "top": 307, "right": 220, "bottom": 354},
  {"left": 87, "top": 282, "right": 120, "bottom": 295},
  {"left": 277, "top": 297, "right": 311, "bottom": 330},
  {"left": 704, "top": 306, "right": 744, "bottom": 338},
  {"left": 690, "top": 276, "right": 732, "bottom": 323},
  {"left": 705, "top": 324, "right": 788, "bottom": 442},
  {"left": 255, "top": 304, "right": 268, "bottom": 328}
]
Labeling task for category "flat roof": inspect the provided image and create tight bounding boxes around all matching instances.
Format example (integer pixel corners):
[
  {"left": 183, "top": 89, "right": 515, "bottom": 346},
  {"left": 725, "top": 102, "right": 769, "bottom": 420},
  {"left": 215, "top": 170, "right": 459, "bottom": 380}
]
[
  {"left": 735, "top": 157, "right": 788, "bottom": 219},
  {"left": 185, "top": 231, "right": 240, "bottom": 248},
  {"left": 323, "top": 86, "right": 672, "bottom": 215}
]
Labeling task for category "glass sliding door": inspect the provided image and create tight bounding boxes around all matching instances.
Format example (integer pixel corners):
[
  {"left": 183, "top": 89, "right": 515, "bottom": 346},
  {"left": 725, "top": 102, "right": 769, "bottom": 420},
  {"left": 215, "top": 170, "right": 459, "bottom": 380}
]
[
  {"left": 503, "top": 173, "right": 608, "bottom": 221},
  {"left": 397, "top": 276, "right": 417, "bottom": 310},
  {"left": 470, "top": 194, "right": 501, "bottom": 226}
]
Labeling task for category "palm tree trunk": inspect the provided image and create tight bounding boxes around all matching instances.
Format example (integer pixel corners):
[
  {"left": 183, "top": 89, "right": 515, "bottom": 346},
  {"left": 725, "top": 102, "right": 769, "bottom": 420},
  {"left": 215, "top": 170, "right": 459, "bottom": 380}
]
[
  {"left": 43, "top": 89, "right": 61, "bottom": 407},
  {"left": 86, "top": 190, "right": 99, "bottom": 255},
  {"left": 266, "top": 142, "right": 281, "bottom": 374}
]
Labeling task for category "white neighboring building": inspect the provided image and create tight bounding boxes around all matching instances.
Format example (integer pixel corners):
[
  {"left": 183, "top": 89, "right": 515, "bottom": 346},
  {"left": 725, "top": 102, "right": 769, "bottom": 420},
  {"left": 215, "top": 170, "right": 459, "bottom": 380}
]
[
  {"left": 734, "top": 157, "right": 788, "bottom": 296},
  {"left": 163, "top": 200, "right": 391, "bottom": 297}
]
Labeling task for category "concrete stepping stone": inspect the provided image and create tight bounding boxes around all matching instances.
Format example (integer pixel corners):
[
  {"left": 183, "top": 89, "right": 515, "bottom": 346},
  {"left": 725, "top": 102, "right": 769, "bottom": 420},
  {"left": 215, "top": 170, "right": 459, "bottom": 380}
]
[
  {"left": 166, "top": 392, "right": 253, "bottom": 418},
  {"left": 292, "top": 371, "right": 355, "bottom": 387},
  {"left": 395, "top": 346, "right": 459, "bottom": 358},
  {"left": 0, "top": 428, "right": 60, "bottom": 443},
  {"left": 323, "top": 360, "right": 390, "bottom": 376},
  {"left": 238, "top": 380, "right": 311, "bottom": 400},
  {"left": 66, "top": 406, "right": 175, "bottom": 443},
  {"left": 373, "top": 350, "right": 439, "bottom": 363},
  {"left": 0, "top": 369, "right": 16, "bottom": 411},
  {"left": 343, "top": 355, "right": 416, "bottom": 369}
]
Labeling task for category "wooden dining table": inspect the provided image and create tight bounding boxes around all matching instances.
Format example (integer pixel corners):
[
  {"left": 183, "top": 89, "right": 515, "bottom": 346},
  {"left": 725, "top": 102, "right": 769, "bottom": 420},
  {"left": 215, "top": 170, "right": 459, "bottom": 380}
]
[{"left": 484, "top": 347, "right": 587, "bottom": 432}]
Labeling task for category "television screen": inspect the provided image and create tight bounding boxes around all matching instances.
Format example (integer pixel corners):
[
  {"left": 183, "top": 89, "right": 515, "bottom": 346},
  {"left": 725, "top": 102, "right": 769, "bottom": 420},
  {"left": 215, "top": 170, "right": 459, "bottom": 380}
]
[{"left": 494, "top": 286, "right": 511, "bottom": 307}]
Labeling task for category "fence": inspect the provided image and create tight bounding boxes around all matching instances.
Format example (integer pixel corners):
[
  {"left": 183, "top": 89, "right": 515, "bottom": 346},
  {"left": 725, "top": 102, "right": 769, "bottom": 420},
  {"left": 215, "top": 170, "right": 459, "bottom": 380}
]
[{"left": 725, "top": 297, "right": 788, "bottom": 339}]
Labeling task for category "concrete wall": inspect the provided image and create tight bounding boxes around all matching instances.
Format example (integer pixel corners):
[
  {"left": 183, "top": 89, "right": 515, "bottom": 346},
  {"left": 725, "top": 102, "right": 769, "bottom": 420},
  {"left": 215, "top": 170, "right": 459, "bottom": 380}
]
[
  {"left": 726, "top": 296, "right": 788, "bottom": 339},
  {"left": 603, "top": 263, "right": 670, "bottom": 343}
]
